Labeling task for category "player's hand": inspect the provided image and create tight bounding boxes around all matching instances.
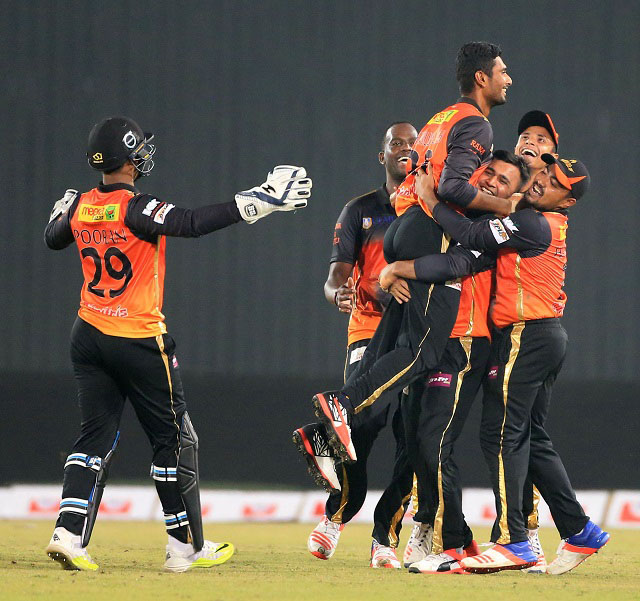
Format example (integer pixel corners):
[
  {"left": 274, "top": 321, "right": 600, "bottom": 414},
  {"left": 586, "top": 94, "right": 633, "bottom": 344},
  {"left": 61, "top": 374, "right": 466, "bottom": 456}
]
[
  {"left": 49, "top": 189, "right": 78, "bottom": 222},
  {"left": 509, "top": 192, "right": 524, "bottom": 213},
  {"left": 335, "top": 276, "right": 355, "bottom": 313},
  {"left": 414, "top": 162, "right": 438, "bottom": 211},
  {"left": 378, "top": 263, "right": 397, "bottom": 293},
  {"left": 235, "top": 165, "right": 312, "bottom": 224},
  {"left": 389, "top": 278, "right": 411, "bottom": 304}
]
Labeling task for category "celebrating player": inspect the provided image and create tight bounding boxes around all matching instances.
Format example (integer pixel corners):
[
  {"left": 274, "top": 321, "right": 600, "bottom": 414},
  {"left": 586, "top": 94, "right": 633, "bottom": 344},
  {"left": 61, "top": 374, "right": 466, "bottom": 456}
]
[
  {"left": 293, "top": 122, "right": 418, "bottom": 568},
  {"left": 310, "top": 41, "right": 515, "bottom": 466},
  {"left": 408, "top": 155, "right": 610, "bottom": 574},
  {"left": 43, "top": 116, "right": 311, "bottom": 572}
]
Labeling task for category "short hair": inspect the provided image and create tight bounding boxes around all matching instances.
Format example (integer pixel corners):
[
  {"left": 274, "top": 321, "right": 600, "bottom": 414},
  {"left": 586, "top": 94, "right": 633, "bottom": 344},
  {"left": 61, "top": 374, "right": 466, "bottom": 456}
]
[
  {"left": 456, "top": 42, "right": 502, "bottom": 94},
  {"left": 492, "top": 149, "right": 530, "bottom": 188},
  {"left": 381, "top": 121, "right": 414, "bottom": 150}
]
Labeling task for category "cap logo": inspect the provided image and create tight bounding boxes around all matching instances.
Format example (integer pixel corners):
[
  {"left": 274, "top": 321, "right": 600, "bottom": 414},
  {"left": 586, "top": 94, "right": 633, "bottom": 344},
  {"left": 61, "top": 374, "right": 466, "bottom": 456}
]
[
  {"left": 92, "top": 152, "right": 103, "bottom": 163},
  {"left": 122, "top": 131, "right": 137, "bottom": 149},
  {"left": 560, "top": 158, "right": 577, "bottom": 172}
]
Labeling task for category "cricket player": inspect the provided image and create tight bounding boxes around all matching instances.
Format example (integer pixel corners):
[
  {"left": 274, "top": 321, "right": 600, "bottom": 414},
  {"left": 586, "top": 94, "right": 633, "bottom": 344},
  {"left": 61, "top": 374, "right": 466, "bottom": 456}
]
[
  {"left": 293, "top": 122, "right": 419, "bottom": 568},
  {"left": 408, "top": 155, "right": 610, "bottom": 574},
  {"left": 43, "top": 116, "right": 311, "bottom": 572}
]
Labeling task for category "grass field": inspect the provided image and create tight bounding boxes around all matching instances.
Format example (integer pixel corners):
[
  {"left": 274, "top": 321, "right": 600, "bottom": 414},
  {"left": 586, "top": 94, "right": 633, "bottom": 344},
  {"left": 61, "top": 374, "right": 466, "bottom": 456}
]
[{"left": 2, "top": 522, "right": 638, "bottom": 601}]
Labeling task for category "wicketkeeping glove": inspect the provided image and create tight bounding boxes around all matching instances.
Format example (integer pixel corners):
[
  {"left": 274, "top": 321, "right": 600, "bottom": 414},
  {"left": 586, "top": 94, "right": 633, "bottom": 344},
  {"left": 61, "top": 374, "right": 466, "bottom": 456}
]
[
  {"left": 49, "top": 189, "right": 79, "bottom": 222},
  {"left": 235, "top": 165, "right": 312, "bottom": 224}
]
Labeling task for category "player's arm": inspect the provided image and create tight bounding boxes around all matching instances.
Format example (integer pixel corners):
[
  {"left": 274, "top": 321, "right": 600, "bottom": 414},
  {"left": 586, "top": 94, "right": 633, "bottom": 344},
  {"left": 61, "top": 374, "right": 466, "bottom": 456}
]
[
  {"left": 325, "top": 198, "right": 362, "bottom": 313},
  {"left": 438, "top": 116, "right": 511, "bottom": 216},
  {"left": 44, "top": 189, "right": 80, "bottom": 250},
  {"left": 125, "top": 165, "right": 312, "bottom": 237}
]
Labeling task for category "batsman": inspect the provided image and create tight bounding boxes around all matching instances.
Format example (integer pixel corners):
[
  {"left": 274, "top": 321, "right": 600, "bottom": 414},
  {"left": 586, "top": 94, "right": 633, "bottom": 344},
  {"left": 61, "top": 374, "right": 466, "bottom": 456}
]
[{"left": 44, "top": 116, "right": 312, "bottom": 572}]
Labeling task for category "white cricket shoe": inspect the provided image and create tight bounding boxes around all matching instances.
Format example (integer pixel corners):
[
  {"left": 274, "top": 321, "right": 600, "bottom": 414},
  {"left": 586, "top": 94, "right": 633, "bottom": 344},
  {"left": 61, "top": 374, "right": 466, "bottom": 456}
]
[
  {"left": 45, "top": 527, "right": 98, "bottom": 571},
  {"left": 370, "top": 540, "right": 401, "bottom": 569},
  {"left": 403, "top": 522, "right": 433, "bottom": 567},
  {"left": 307, "top": 515, "right": 344, "bottom": 560},
  {"left": 408, "top": 550, "right": 466, "bottom": 574},
  {"left": 546, "top": 520, "right": 610, "bottom": 575},
  {"left": 522, "top": 528, "right": 547, "bottom": 574},
  {"left": 164, "top": 537, "right": 235, "bottom": 572}
]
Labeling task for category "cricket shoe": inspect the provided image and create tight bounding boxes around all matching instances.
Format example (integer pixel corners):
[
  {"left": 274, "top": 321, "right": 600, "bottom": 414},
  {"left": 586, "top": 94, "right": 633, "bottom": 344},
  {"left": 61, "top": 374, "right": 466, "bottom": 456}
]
[
  {"left": 403, "top": 522, "right": 433, "bottom": 567},
  {"left": 164, "top": 538, "right": 235, "bottom": 572},
  {"left": 308, "top": 515, "right": 344, "bottom": 560},
  {"left": 311, "top": 391, "right": 356, "bottom": 462},
  {"left": 408, "top": 549, "right": 466, "bottom": 574},
  {"left": 45, "top": 527, "right": 98, "bottom": 571},
  {"left": 292, "top": 423, "right": 341, "bottom": 492},
  {"left": 459, "top": 541, "right": 537, "bottom": 574},
  {"left": 547, "top": 520, "right": 610, "bottom": 575},
  {"left": 522, "top": 528, "right": 547, "bottom": 574},
  {"left": 370, "top": 540, "right": 401, "bottom": 569}
]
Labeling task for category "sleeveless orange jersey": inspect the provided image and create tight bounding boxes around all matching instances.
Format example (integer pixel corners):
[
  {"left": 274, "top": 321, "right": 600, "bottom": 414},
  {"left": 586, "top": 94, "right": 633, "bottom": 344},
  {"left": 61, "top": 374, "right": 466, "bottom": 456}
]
[
  {"left": 69, "top": 187, "right": 167, "bottom": 337},
  {"left": 491, "top": 212, "right": 568, "bottom": 328},
  {"left": 395, "top": 101, "right": 489, "bottom": 217},
  {"left": 450, "top": 269, "right": 493, "bottom": 338}
]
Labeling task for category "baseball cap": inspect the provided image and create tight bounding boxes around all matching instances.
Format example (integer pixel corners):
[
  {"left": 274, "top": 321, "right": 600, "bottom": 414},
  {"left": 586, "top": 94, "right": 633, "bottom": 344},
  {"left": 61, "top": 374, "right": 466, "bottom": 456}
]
[
  {"left": 518, "top": 110, "right": 559, "bottom": 149},
  {"left": 541, "top": 154, "right": 590, "bottom": 200}
]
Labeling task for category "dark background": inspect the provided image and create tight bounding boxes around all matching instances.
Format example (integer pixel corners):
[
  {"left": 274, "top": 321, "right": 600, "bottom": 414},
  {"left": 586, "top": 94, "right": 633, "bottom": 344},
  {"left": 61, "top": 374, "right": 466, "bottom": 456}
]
[{"left": 1, "top": 1, "right": 638, "bottom": 488}]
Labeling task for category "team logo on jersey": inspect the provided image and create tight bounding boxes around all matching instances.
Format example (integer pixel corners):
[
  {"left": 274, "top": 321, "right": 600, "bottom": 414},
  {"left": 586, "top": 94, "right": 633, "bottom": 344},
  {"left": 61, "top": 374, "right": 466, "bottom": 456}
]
[
  {"left": 427, "top": 109, "right": 458, "bottom": 125},
  {"left": 77, "top": 203, "right": 120, "bottom": 222},
  {"left": 362, "top": 217, "right": 372, "bottom": 230}
]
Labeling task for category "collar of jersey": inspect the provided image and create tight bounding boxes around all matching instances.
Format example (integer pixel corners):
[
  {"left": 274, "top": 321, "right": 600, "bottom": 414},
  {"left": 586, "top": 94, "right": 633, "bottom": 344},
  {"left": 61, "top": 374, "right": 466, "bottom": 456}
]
[
  {"left": 97, "top": 182, "right": 139, "bottom": 194},
  {"left": 456, "top": 96, "right": 483, "bottom": 113}
]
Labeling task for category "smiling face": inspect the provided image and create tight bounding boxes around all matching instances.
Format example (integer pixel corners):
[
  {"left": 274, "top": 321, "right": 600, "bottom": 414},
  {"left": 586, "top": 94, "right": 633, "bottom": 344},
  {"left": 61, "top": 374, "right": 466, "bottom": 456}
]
[
  {"left": 484, "top": 56, "right": 512, "bottom": 107},
  {"left": 379, "top": 122, "right": 418, "bottom": 183},
  {"left": 523, "top": 164, "right": 575, "bottom": 211},
  {"left": 515, "top": 126, "right": 557, "bottom": 172},
  {"left": 476, "top": 159, "right": 523, "bottom": 199}
]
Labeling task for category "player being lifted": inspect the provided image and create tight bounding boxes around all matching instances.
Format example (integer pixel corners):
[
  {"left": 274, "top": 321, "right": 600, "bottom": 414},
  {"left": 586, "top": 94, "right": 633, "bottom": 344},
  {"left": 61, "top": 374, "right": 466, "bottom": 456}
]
[{"left": 44, "top": 116, "right": 311, "bottom": 572}]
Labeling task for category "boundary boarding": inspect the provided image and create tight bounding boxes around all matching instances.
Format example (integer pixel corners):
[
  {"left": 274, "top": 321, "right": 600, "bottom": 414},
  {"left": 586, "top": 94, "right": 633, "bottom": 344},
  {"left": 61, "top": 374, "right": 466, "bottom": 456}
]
[{"left": 1, "top": 485, "right": 639, "bottom": 528}]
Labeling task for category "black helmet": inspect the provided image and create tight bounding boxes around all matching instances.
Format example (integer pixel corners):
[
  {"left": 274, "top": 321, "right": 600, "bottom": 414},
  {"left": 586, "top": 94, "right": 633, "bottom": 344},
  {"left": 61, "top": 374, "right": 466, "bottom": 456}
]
[{"left": 87, "top": 116, "right": 156, "bottom": 175}]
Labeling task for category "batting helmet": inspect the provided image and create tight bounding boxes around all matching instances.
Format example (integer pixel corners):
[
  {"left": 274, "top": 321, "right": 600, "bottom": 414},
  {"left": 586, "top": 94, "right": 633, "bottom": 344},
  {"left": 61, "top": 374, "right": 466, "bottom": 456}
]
[{"left": 87, "top": 116, "right": 156, "bottom": 175}]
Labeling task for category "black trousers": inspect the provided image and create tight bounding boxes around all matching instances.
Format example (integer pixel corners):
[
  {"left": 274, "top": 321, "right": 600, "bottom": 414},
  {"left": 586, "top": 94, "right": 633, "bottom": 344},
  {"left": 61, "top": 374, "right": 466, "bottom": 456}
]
[
  {"left": 401, "top": 336, "right": 490, "bottom": 552},
  {"left": 326, "top": 339, "right": 411, "bottom": 548},
  {"left": 481, "top": 319, "right": 589, "bottom": 544},
  {"left": 57, "top": 318, "right": 188, "bottom": 537},
  {"left": 341, "top": 206, "right": 460, "bottom": 413}
]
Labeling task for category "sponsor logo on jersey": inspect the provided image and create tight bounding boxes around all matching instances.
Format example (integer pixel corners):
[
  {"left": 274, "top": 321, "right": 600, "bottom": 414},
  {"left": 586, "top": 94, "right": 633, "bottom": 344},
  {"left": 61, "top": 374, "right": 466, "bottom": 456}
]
[
  {"left": 349, "top": 346, "right": 366, "bottom": 365},
  {"left": 487, "top": 366, "right": 498, "bottom": 379},
  {"left": 172, "top": 355, "right": 179, "bottom": 368},
  {"left": 502, "top": 217, "right": 518, "bottom": 232},
  {"left": 142, "top": 198, "right": 161, "bottom": 216},
  {"left": 558, "top": 223, "right": 568, "bottom": 240},
  {"left": 428, "top": 373, "right": 452, "bottom": 387},
  {"left": 489, "top": 219, "right": 510, "bottom": 244},
  {"left": 153, "top": 203, "right": 175, "bottom": 224},
  {"left": 78, "top": 203, "right": 120, "bottom": 223},
  {"left": 142, "top": 198, "right": 175, "bottom": 224},
  {"left": 471, "top": 139, "right": 486, "bottom": 155},
  {"left": 427, "top": 109, "right": 458, "bottom": 125},
  {"left": 362, "top": 217, "right": 372, "bottom": 230}
]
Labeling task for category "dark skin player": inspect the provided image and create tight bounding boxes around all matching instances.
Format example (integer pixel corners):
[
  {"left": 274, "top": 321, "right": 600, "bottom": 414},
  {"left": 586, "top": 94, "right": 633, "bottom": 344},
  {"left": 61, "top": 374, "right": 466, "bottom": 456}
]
[{"left": 325, "top": 122, "right": 417, "bottom": 313}]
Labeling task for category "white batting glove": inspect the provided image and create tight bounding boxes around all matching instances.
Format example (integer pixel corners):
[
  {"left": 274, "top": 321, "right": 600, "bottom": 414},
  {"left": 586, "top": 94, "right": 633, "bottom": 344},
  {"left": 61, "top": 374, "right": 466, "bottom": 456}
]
[
  {"left": 235, "top": 165, "right": 312, "bottom": 224},
  {"left": 49, "top": 189, "right": 79, "bottom": 222}
]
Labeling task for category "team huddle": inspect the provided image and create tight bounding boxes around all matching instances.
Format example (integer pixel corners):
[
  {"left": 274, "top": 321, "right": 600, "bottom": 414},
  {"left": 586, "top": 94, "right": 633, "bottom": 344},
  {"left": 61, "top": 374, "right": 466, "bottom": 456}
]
[{"left": 44, "top": 41, "right": 608, "bottom": 575}]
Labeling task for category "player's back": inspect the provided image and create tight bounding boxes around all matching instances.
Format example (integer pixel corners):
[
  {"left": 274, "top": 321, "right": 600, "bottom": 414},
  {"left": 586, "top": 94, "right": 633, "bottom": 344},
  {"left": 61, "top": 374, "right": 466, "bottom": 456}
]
[{"left": 69, "top": 184, "right": 167, "bottom": 338}]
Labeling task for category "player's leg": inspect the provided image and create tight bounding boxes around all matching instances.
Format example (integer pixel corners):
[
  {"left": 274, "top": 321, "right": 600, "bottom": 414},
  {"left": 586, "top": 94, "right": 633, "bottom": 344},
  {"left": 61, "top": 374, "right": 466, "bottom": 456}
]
[
  {"left": 369, "top": 400, "right": 411, "bottom": 569},
  {"left": 525, "top": 325, "right": 609, "bottom": 574},
  {"left": 118, "top": 333, "right": 233, "bottom": 572},
  {"left": 46, "top": 318, "right": 125, "bottom": 571},
  {"left": 409, "top": 337, "right": 487, "bottom": 574}
]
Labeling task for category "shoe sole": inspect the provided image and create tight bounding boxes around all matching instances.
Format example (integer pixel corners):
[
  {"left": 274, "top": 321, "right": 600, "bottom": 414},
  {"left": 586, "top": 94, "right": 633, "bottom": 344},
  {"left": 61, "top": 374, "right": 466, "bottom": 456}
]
[
  {"left": 311, "top": 394, "right": 356, "bottom": 463},
  {"left": 464, "top": 561, "right": 536, "bottom": 574},
  {"left": 292, "top": 429, "right": 340, "bottom": 493},
  {"left": 45, "top": 544, "right": 98, "bottom": 571}
]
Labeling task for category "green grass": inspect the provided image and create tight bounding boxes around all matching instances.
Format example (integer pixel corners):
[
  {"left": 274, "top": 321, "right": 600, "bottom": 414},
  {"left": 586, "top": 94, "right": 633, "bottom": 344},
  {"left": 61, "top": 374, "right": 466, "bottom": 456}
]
[{"left": 2, "top": 521, "right": 638, "bottom": 601}]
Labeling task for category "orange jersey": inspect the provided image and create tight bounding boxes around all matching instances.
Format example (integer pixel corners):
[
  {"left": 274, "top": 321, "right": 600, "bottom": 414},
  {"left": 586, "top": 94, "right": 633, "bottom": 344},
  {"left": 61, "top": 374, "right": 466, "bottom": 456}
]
[
  {"left": 491, "top": 212, "right": 568, "bottom": 328},
  {"left": 450, "top": 269, "right": 493, "bottom": 338},
  {"left": 330, "top": 186, "right": 396, "bottom": 346},
  {"left": 69, "top": 187, "right": 167, "bottom": 337},
  {"left": 395, "top": 98, "right": 492, "bottom": 217}
]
